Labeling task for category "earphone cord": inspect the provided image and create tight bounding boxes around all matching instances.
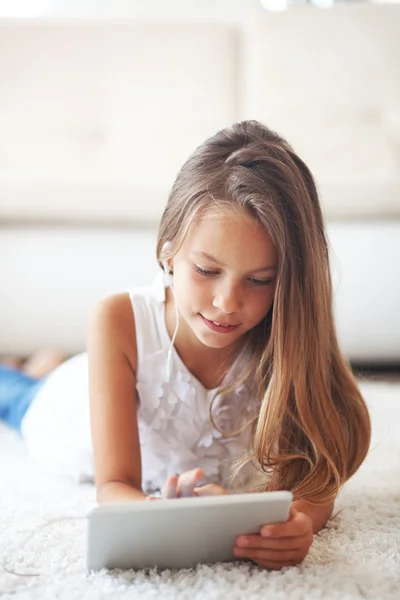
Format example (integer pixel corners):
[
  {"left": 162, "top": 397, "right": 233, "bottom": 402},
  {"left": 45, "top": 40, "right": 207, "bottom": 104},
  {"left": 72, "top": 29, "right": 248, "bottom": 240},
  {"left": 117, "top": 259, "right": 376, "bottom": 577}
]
[{"left": 166, "top": 272, "right": 179, "bottom": 380}]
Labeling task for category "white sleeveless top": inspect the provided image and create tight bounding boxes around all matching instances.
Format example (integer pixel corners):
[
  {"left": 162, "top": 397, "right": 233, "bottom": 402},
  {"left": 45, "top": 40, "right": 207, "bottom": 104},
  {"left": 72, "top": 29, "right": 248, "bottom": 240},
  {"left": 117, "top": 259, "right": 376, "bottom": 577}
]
[{"left": 21, "top": 273, "right": 255, "bottom": 493}]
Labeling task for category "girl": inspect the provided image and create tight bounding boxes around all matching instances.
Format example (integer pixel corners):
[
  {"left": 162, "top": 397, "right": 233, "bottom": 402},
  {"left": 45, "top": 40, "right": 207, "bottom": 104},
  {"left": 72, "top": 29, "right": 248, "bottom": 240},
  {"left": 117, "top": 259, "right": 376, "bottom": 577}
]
[{"left": 1, "top": 120, "right": 371, "bottom": 570}]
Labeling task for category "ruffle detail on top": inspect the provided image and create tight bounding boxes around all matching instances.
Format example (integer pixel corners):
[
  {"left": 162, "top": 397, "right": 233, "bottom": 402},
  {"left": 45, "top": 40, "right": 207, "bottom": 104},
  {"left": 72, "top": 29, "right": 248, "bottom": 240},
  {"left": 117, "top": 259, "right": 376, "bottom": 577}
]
[{"left": 135, "top": 346, "right": 254, "bottom": 495}]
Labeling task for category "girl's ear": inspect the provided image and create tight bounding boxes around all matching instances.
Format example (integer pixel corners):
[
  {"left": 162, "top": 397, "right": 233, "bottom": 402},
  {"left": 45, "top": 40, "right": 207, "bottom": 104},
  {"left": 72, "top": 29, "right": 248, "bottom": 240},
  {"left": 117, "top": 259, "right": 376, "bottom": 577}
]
[
  {"left": 162, "top": 257, "right": 173, "bottom": 275},
  {"left": 165, "top": 262, "right": 174, "bottom": 276},
  {"left": 161, "top": 241, "right": 173, "bottom": 274}
]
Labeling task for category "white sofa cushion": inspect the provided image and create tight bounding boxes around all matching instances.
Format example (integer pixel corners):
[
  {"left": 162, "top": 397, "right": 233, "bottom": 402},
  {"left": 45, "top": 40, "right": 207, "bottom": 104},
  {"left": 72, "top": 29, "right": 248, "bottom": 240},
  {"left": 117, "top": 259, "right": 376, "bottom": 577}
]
[
  {"left": 0, "top": 21, "right": 237, "bottom": 223},
  {"left": 241, "top": 5, "right": 400, "bottom": 218}
]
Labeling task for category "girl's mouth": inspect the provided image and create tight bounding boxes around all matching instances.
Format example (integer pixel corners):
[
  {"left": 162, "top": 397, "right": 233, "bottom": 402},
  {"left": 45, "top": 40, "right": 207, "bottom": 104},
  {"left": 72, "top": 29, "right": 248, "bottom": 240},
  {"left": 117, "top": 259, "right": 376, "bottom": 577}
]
[{"left": 200, "top": 314, "right": 240, "bottom": 334}]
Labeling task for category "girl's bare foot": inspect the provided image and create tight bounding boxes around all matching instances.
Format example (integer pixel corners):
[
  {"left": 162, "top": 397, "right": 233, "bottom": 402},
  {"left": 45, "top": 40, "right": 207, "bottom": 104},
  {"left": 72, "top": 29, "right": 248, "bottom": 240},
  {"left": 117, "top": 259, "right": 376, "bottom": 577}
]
[{"left": 23, "top": 348, "right": 68, "bottom": 379}]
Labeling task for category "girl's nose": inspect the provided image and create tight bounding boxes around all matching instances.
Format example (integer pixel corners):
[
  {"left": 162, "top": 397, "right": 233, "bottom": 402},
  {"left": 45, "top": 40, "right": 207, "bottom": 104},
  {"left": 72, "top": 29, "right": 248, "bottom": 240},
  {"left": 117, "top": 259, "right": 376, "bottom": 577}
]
[{"left": 212, "top": 280, "right": 242, "bottom": 314}]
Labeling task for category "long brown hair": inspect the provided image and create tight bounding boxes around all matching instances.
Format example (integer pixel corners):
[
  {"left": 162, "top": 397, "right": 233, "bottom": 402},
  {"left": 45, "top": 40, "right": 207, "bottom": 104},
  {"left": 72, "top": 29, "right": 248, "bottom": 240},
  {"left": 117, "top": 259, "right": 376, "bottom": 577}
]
[{"left": 156, "top": 120, "right": 371, "bottom": 503}]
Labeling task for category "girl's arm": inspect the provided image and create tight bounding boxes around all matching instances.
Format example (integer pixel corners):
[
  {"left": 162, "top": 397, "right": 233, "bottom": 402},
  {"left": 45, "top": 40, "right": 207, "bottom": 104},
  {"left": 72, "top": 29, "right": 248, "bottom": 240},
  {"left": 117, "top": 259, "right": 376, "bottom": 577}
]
[
  {"left": 87, "top": 293, "right": 147, "bottom": 504},
  {"left": 292, "top": 498, "right": 335, "bottom": 533}
]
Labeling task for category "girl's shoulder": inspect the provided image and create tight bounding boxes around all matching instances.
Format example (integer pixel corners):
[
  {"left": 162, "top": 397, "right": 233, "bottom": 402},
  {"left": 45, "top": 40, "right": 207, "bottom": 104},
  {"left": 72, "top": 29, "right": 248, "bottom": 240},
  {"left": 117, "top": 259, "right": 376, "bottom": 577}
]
[
  {"left": 87, "top": 273, "right": 167, "bottom": 372},
  {"left": 88, "top": 292, "right": 138, "bottom": 372}
]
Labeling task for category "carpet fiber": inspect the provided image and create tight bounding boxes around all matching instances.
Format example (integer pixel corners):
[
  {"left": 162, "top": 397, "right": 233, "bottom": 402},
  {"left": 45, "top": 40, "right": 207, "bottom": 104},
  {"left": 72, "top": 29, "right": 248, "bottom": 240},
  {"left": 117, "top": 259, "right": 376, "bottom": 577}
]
[{"left": 0, "top": 381, "right": 399, "bottom": 600}]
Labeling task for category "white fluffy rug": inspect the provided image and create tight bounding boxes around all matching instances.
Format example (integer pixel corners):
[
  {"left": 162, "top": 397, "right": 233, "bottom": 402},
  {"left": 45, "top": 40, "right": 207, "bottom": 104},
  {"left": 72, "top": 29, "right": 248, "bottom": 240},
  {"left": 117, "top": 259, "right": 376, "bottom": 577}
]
[{"left": 0, "top": 380, "right": 399, "bottom": 600}]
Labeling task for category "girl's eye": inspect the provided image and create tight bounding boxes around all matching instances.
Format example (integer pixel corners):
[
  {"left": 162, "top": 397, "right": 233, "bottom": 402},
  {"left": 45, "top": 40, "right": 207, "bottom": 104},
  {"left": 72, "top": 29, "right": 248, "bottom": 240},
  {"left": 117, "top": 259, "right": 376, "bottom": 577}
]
[
  {"left": 195, "top": 265, "right": 274, "bottom": 287},
  {"left": 195, "top": 265, "right": 220, "bottom": 276},
  {"left": 249, "top": 278, "right": 274, "bottom": 287}
]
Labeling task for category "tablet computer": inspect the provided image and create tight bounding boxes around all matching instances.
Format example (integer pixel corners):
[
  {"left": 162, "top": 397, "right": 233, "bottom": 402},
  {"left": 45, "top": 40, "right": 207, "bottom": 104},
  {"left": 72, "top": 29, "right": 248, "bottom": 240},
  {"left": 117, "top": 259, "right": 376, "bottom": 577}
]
[{"left": 86, "top": 490, "right": 293, "bottom": 571}]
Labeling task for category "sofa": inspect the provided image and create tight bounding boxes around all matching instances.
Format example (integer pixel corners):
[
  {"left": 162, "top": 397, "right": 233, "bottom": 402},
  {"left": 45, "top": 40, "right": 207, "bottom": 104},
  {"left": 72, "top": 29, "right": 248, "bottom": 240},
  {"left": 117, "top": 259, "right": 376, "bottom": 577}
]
[{"left": 1, "top": 4, "right": 399, "bottom": 365}]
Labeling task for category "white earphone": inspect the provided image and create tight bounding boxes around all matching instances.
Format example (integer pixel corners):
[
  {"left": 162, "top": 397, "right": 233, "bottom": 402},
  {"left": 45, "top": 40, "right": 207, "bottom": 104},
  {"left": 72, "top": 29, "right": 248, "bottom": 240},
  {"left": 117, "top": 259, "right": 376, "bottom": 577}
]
[{"left": 161, "top": 242, "right": 179, "bottom": 379}]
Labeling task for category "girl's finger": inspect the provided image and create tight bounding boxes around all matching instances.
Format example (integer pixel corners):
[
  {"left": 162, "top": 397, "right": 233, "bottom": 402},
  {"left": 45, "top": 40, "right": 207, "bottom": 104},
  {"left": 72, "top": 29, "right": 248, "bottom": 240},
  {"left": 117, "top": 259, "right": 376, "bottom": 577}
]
[
  {"left": 250, "top": 558, "right": 300, "bottom": 570},
  {"left": 233, "top": 546, "right": 307, "bottom": 564},
  {"left": 236, "top": 532, "right": 312, "bottom": 551},
  {"left": 177, "top": 468, "right": 204, "bottom": 498},
  {"left": 162, "top": 474, "right": 179, "bottom": 499},
  {"left": 193, "top": 483, "right": 229, "bottom": 496}
]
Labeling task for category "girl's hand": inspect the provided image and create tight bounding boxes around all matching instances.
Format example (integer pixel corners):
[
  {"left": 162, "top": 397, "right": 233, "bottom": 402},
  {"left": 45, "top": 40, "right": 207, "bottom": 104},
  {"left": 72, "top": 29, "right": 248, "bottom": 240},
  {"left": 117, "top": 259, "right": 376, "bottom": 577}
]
[
  {"left": 193, "top": 482, "right": 229, "bottom": 496},
  {"left": 233, "top": 507, "right": 314, "bottom": 570},
  {"left": 147, "top": 468, "right": 206, "bottom": 499},
  {"left": 146, "top": 468, "right": 230, "bottom": 499}
]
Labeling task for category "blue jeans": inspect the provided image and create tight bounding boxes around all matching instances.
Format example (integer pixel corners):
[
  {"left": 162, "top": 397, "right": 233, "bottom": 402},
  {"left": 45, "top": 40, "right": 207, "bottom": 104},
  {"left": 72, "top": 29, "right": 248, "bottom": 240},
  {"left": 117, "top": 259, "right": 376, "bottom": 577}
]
[{"left": 0, "top": 364, "right": 44, "bottom": 432}]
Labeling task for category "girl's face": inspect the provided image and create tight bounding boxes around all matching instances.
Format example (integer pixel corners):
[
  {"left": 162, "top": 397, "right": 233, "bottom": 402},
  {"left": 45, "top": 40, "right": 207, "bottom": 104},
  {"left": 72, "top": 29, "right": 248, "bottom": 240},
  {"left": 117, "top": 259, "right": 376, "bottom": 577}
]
[{"left": 170, "top": 209, "right": 278, "bottom": 350}]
